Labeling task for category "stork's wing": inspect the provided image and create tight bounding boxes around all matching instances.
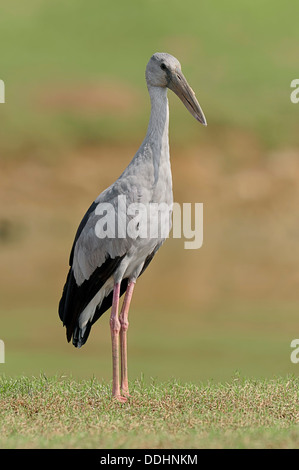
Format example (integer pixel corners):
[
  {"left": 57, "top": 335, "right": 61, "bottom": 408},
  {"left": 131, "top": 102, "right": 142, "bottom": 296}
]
[
  {"left": 58, "top": 180, "right": 149, "bottom": 346},
  {"left": 59, "top": 252, "right": 126, "bottom": 345},
  {"left": 58, "top": 183, "right": 134, "bottom": 343}
]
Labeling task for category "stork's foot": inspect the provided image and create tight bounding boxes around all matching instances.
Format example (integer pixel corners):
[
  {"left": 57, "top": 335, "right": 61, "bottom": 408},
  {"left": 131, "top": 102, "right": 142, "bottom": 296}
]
[
  {"left": 113, "top": 394, "right": 128, "bottom": 403},
  {"left": 121, "top": 389, "right": 131, "bottom": 398}
]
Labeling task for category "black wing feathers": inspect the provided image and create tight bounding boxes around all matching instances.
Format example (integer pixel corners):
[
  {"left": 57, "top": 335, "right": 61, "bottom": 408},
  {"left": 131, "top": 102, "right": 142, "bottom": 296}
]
[
  {"left": 69, "top": 201, "right": 97, "bottom": 266},
  {"left": 59, "top": 254, "right": 126, "bottom": 343}
]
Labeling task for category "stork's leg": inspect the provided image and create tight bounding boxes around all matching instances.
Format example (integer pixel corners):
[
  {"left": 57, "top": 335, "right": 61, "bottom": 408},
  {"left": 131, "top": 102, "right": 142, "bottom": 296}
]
[
  {"left": 119, "top": 281, "right": 135, "bottom": 396},
  {"left": 110, "top": 282, "right": 126, "bottom": 402}
]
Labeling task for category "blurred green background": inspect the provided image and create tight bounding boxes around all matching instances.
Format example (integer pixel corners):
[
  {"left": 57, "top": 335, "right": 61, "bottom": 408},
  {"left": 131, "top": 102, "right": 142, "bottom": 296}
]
[{"left": 0, "top": 0, "right": 298, "bottom": 383}]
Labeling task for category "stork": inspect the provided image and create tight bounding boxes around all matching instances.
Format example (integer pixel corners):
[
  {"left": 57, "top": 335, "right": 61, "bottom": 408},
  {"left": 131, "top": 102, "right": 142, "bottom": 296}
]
[{"left": 59, "top": 53, "right": 207, "bottom": 402}]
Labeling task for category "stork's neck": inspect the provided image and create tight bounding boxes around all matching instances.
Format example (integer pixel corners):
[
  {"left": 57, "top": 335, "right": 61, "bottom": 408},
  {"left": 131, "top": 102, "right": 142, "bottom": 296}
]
[
  {"left": 145, "top": 85, "right": 170, "bottom": 162},
  {"left": 124, "top": 85, "right": 171, "bottom": 191}
]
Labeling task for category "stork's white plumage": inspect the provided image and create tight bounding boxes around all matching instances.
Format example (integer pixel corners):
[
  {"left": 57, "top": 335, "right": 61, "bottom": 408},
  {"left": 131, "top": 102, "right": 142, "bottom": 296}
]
[{"left": 59, "top": 52, "right": 207, "bottom": 401}]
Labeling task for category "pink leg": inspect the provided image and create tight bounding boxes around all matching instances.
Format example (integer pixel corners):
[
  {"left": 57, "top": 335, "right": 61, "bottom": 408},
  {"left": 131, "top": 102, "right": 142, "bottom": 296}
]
[
  {"left": 110, "top": 283, "right": 126, "bottom": 402},
  {"left": 119, "top": 281, "right": 135, "bottom": 396}
]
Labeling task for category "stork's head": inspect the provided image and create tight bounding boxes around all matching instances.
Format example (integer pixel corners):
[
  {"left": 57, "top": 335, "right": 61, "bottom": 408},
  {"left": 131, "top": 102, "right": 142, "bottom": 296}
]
[{"left": 146, "top": 52, "right": 207, "bottom": 126}]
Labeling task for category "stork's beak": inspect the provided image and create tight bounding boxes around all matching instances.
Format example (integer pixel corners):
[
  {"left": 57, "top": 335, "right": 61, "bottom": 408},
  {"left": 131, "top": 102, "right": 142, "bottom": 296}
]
[{"left": 168, "top": 70, "right": 207, "bottom": 126}]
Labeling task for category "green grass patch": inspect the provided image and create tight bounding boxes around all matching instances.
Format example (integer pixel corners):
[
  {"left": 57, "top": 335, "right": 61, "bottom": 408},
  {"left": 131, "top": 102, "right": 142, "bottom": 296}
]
[{"left": 0, "top": 374, "right": 298, "bottom": 448}]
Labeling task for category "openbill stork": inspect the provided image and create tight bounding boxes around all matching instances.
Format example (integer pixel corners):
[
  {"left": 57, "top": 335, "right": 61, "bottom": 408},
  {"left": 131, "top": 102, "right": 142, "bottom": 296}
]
[{"left": 59, "top": 53, "right": 207, "bottom": 401}]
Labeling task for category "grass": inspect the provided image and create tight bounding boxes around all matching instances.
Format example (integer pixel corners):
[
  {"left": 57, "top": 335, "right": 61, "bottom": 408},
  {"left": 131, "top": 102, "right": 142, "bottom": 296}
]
[{"left": 0, "top": 374, "right": 298, "bottom": 448}]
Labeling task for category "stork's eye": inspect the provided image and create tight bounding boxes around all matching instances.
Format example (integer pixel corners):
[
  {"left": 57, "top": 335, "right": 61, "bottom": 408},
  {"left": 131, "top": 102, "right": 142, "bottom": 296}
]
[{"left": 160, "top": 63, "right": 167, "bottom": 71}]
